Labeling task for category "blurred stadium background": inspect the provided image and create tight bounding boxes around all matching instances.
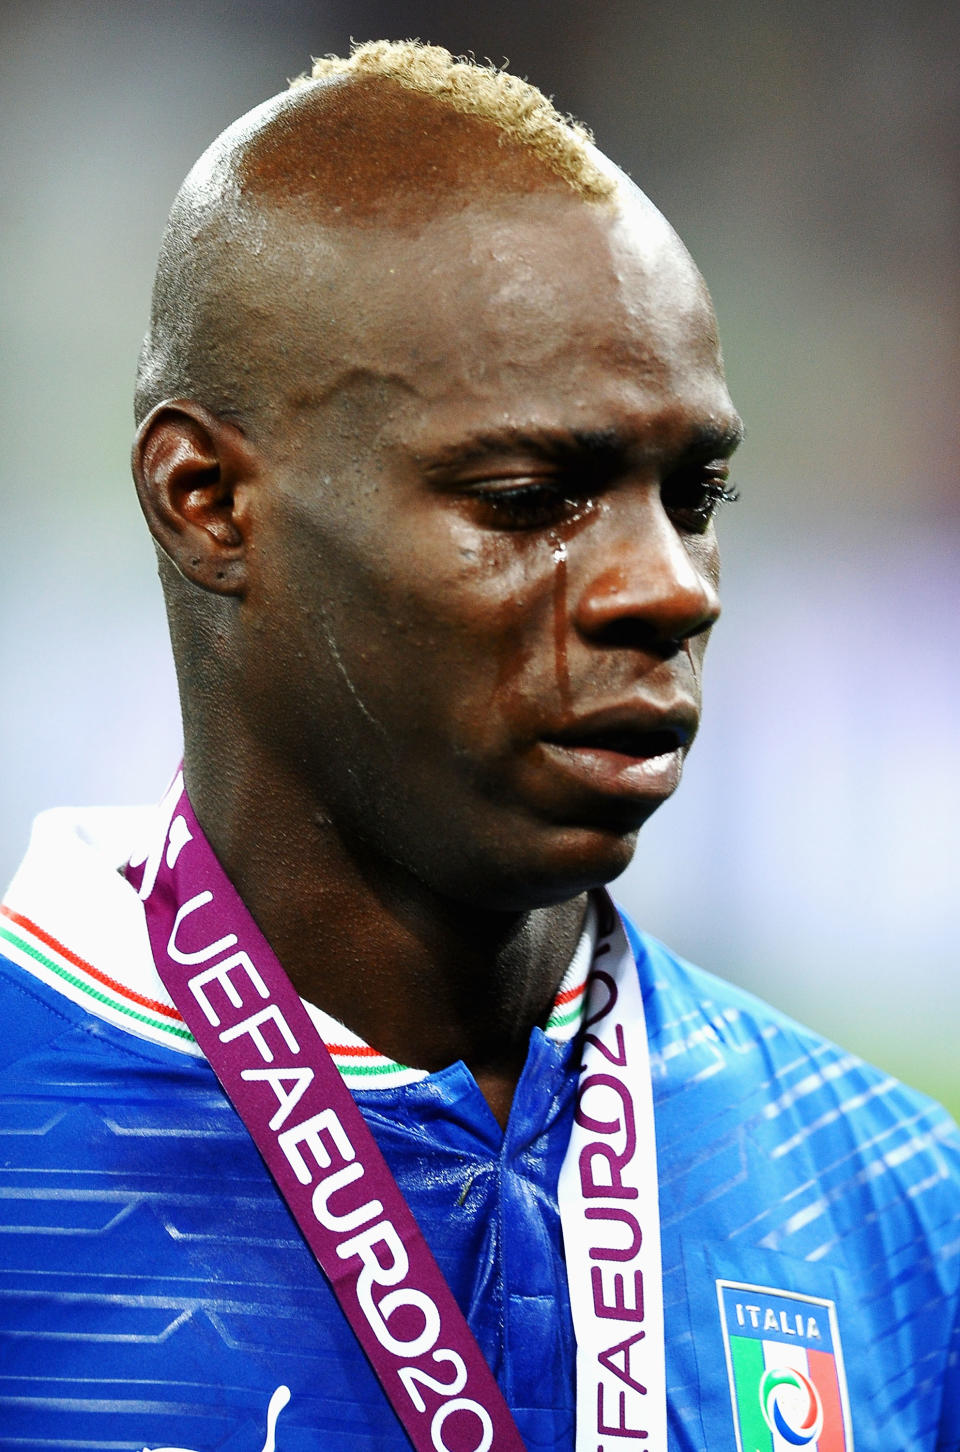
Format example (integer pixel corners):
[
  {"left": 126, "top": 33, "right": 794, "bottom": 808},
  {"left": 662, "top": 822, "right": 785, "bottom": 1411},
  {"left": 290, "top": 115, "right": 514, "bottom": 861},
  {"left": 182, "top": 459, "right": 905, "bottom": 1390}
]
[{"left": 2, "top": 0, "right": 957, "bottom": 1114}]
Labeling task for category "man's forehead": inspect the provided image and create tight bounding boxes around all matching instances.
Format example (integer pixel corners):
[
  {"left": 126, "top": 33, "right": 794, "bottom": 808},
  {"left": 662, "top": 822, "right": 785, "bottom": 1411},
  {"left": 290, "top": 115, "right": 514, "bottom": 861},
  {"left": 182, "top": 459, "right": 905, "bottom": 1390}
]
[
  {"left": 261, "top": 180, "right": 704, "bottom": 339},
  {"left": 247, "top": 184, "right": 730, "bottom": 462},
  {"left": 382, "top": 201, "right": 702, "bottom": 354}
]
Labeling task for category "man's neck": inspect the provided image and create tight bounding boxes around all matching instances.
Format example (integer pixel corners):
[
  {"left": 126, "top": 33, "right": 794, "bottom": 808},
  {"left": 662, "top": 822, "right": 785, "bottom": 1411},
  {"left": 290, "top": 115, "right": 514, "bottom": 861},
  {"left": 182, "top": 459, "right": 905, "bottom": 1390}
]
[{"left": 185, "top": 761, "right": 588, "bottom": 1129}]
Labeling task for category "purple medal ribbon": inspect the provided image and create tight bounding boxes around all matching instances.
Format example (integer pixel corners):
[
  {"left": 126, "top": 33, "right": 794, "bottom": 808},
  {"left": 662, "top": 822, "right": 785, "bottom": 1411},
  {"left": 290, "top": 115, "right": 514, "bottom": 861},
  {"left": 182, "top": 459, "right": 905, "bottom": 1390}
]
[{"left": 133, "top": 780, "right": 526, "bottom": 1452}]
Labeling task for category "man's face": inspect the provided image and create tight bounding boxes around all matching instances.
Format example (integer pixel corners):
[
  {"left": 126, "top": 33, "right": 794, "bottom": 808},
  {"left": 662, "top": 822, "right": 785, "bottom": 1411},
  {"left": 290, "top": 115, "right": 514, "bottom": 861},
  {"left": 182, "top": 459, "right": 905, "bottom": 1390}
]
[{"left": 238, "top": 187, "right": 741, "bottom": 909}]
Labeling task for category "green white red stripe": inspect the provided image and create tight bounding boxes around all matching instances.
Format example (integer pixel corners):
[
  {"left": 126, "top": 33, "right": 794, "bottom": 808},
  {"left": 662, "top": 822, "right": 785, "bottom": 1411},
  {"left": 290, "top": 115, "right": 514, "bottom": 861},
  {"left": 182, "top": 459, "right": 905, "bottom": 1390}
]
[
  {"left": 0, "top": 807, "right": 594, "bottom": 1085},
  {"left": 0, "top": 901, "right": 195, "bottom": 1048}
]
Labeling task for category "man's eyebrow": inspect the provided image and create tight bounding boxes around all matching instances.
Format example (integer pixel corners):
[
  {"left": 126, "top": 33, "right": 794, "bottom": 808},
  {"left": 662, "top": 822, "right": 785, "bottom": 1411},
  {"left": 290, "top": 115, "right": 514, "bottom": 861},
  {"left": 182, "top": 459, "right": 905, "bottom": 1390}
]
[
  {"left": 418, "top": 428, "right": 622, "bottom": 473},
  {"left": 679, "top": 418, "right": 745, "bottom": 458},
  {"left": 418, "top": 418, "right": 744, "bottom": 473}
]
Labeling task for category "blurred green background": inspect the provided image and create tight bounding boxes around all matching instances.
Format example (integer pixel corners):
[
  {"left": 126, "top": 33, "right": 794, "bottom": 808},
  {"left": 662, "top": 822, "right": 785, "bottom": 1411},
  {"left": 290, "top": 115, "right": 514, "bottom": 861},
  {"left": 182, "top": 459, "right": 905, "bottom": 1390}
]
[{"left": 2, "top": 0, "right": 957, "bottom": 1115}]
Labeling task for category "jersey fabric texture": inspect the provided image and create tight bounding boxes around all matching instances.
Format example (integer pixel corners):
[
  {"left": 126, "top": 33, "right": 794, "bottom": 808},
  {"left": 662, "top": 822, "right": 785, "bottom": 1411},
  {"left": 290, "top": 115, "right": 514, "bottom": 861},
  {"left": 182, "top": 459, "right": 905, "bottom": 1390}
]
[{"left": 1, "top": 805, "right": 958, "bottom": 1452}]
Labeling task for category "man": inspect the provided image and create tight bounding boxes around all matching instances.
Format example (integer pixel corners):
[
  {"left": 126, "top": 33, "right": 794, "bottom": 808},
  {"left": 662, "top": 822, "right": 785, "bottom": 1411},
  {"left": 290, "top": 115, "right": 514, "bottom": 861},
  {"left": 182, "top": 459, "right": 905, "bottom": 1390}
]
[{"left": 0, "top": 41, "right": 956, "bottom": 1452}]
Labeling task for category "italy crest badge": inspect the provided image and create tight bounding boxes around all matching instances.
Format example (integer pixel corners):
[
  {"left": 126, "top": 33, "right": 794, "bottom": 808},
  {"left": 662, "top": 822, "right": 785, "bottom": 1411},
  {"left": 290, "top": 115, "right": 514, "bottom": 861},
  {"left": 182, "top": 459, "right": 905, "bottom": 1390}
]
[{"left": 716, "top": 1280, "right": 854, "bottom": 1451}]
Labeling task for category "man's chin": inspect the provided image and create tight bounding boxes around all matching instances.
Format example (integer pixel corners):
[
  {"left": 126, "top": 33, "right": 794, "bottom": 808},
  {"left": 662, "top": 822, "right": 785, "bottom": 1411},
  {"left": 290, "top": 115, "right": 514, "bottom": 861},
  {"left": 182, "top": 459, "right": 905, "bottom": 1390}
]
[{"left": 453, "top": 818, "right": 650, "bottom": 914}]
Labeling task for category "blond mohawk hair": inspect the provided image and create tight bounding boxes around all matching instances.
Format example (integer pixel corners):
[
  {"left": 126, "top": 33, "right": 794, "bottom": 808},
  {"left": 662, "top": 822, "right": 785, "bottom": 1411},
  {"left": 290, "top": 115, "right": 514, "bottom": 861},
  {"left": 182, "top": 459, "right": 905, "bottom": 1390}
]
[{"left": 290, "top": 39, "right": 616, "bottom": 204}]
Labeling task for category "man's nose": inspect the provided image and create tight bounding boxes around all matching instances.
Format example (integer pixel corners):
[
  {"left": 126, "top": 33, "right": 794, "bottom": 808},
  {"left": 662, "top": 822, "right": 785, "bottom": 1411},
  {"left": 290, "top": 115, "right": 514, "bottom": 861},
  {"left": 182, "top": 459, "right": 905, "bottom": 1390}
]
[{"left": 572, "top": 500, "right": 721, "bottom": 649}]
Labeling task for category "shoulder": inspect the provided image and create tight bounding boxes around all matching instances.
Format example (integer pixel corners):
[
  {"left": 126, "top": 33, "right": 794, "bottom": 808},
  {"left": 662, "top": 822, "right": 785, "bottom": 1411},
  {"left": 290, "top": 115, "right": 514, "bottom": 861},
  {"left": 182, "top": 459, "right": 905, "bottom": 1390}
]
[
  {"left": 623, "top": 907, "right": 848, "bottom": 1049},
  {"left": 617, "top": 906, "right": 960, "bottom": 1255},
  {"left": 1, "top": 800, "right": 205, "bottom": 1058},
  {"left": 0, "top": 942, "right": 91, "bottom": 1070},
  {"left": 621, "top": 904, "right": 955, "bottom": 1133}
]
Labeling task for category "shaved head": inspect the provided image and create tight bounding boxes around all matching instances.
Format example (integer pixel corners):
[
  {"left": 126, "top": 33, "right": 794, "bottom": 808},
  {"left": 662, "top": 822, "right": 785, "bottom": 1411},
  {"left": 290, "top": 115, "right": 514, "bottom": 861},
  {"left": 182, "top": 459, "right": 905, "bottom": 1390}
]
[{"left": 135, "top": 43, "right": 618, "bottom": 435}]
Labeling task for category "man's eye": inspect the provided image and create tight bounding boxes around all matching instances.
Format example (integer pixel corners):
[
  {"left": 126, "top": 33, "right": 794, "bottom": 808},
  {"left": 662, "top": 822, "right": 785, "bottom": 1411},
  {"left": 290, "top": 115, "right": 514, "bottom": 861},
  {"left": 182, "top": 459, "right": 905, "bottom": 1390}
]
[
  {"left": 662, "top": 471, "right": 739, "bottom": 534},
  {"left": 467, "top": 481, "right": 579, "bottom": 531}
]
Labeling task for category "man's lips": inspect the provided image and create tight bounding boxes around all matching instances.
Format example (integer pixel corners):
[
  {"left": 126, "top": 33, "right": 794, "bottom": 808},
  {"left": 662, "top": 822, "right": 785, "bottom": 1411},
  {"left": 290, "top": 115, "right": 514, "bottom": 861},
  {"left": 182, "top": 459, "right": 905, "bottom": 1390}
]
[
  {"left": 533, "top": 699, "right": 698, "bottom": 809},
  {"left": 541, "top": 700, "right": 697, "bottom": 759}
]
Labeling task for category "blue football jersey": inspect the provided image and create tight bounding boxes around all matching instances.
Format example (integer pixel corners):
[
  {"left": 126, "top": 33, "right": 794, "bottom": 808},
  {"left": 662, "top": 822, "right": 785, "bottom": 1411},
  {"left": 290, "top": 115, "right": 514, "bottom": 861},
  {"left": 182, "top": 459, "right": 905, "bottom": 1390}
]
[{"left": 1, "top": 807, "right": 957, "bottom": 1451}]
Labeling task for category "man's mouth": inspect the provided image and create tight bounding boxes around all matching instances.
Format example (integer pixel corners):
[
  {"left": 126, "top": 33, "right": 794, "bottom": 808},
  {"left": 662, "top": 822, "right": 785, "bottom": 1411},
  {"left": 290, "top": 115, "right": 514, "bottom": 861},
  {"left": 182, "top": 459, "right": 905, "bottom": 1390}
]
[
  {"left": 542, "top": 697, "right": 696, "bottom": 759},
  {"left": 533, "top": 701, "right": 698, "bottom": 812},
  {"left": 543, "top": 724, "right": 689, "bottom": 760}
]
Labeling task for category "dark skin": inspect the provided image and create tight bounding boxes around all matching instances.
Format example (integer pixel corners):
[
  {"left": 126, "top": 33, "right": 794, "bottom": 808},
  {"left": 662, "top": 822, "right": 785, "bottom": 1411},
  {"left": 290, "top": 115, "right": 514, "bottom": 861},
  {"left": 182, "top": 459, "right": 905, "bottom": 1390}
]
[{"left": 133, "top": 93, "right": 741, "bottom": 1128}]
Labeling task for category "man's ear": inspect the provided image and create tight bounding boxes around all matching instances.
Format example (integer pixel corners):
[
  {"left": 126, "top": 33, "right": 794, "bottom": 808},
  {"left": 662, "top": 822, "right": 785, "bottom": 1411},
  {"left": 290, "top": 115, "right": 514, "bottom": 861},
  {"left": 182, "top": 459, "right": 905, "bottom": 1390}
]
[{"left": 132, "top": 400, "right": 261, "bottom": 596}]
